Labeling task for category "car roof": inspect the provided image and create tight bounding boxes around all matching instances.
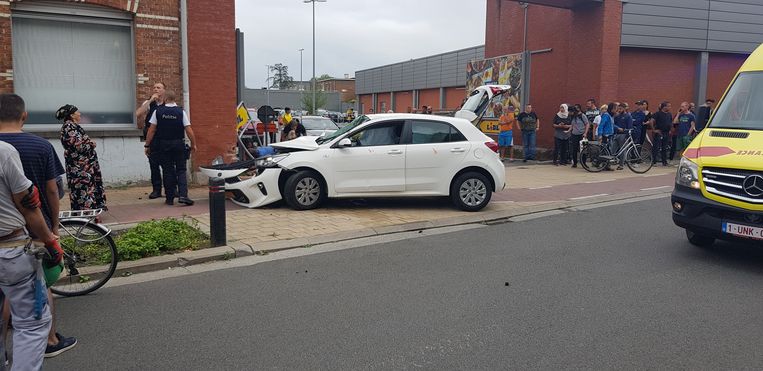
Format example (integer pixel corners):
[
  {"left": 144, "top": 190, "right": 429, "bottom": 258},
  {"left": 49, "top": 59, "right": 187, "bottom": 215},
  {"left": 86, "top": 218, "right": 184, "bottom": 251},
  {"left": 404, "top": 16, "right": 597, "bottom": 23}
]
[{"left": 367, "top": 113, "right": 471, "bottom": 125}]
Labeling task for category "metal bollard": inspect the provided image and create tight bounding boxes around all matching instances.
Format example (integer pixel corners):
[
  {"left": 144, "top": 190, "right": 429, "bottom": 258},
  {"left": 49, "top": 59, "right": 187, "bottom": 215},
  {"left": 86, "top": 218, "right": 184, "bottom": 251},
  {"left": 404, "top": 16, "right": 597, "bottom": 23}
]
[{"left": 209, "top": 177, "right": 227, "bottom": 247}]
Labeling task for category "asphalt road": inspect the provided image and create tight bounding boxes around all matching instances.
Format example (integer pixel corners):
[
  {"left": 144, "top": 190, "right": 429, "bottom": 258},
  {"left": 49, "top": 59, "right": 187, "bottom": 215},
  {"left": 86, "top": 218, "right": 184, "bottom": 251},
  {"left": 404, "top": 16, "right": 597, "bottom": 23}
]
[{"left": 46, "top": 198, "right": 763, "bottom": 370}]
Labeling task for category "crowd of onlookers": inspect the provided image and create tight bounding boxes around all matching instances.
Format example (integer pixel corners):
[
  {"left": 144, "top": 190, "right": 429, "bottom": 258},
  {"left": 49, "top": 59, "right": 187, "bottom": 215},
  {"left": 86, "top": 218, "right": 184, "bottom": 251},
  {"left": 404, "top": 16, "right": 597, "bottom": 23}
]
[{"left": 494, "top": 98, "right": 715, "bottom": 169}]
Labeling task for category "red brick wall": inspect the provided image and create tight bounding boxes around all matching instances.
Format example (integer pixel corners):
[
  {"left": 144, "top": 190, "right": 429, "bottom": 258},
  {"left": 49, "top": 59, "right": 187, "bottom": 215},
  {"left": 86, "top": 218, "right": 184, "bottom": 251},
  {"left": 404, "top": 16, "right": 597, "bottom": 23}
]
[
  {"left": 418, "top": 89, "right": 440, "bottom": 111},
  {"left": 707, "top": 53, "right": 747, "bottom": 102},
  {"left": 394, "top": 91, "right": 413, "bottom": 112},
  {"left": 359, "top": 95, "right": 373, "bottom": 113},
  {"left": 618, "top": 48, "right": 697, "bottom": 110},
  {"left": 377, "top": 94, "right": 390, "bottom": 113},
  {"left": 0, "top": 2, "right": 13, "bottom": 92},
  {"left": 0, "top": 0, "right": 237, "bottom": 171},
  {"left": 187, "top": 0, "right": 237, "bottom": 169},
  {"left": 444, "top": 87, "right": 468, "bottom": 111}
]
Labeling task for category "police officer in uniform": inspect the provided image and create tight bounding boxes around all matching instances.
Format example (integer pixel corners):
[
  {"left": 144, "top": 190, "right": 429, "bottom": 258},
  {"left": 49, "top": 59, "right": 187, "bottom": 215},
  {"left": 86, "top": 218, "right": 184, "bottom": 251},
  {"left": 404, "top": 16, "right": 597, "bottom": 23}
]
[
  {"left": 144, "top": 91, "right": 197, "bottom": 206},
  {"left": 135, "top": 82, "right": 166, "bottom": 199}
]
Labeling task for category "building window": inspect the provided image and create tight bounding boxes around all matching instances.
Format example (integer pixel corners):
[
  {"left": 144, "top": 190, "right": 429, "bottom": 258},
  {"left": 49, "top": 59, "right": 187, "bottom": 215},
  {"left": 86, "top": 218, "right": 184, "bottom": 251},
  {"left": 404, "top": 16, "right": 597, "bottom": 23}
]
[{"left": 11, "top": 6, "right": 133, "bottom": 126}]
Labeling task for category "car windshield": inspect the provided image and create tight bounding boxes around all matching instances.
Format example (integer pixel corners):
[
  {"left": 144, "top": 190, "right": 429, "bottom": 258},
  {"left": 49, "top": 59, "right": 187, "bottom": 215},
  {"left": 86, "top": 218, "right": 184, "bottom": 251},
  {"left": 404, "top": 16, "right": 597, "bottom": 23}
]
[
  {"left": 316, "top": 114, "right": 371, "bottom": 144},
  {"left": 711, "top": 71, "right": 763, "bottom": 131},
  {"left": 301, "top": 117, "right": 339, "bottom": 130}
]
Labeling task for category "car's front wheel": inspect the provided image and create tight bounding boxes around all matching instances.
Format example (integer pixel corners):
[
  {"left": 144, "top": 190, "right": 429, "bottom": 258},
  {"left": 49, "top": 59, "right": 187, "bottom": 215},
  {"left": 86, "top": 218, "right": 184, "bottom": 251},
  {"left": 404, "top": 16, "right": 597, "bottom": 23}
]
[
  {"left": 283, "top": 170, "right": 325, "bottom": 210},
  {"left": 451, "top": 172, "right": 492, "bottom": 211},
  {"left": 686, "top": 229, "right": 715, "bottom": 247}
]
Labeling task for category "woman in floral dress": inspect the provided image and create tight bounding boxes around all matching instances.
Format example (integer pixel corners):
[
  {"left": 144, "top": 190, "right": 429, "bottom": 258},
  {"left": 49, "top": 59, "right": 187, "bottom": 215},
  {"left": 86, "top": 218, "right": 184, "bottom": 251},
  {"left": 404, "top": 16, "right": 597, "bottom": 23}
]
[{"left": 56, "top": 104, "right": 107, "bottom": 211}]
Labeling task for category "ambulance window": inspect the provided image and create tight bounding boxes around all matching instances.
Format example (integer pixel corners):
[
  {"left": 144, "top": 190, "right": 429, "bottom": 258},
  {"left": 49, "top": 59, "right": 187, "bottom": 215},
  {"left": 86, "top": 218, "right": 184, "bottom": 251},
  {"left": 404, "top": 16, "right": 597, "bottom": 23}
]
[{"left": 711, "top": 72, "right": 763, "bottom": 130}]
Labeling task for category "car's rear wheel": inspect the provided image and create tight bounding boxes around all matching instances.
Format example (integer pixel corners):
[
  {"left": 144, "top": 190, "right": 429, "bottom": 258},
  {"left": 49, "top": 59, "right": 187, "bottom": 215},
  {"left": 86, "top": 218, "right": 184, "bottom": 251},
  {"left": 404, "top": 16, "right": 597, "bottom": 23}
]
[
  {"left": 686, "top": 229, "right": 715, "bottom": 247},
  {"left": 451, "top": 172, "right": 492, "bottom": 212},
  {"left": 284, "top": 170, "right": 325, "bottom": 210}
]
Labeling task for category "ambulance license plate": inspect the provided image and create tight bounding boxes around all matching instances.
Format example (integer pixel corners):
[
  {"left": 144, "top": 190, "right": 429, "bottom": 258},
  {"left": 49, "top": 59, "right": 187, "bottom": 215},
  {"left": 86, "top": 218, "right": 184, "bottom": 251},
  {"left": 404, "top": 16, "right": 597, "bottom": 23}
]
[{"left": 722, "top": 222, "right": 763, "bottom": 240}]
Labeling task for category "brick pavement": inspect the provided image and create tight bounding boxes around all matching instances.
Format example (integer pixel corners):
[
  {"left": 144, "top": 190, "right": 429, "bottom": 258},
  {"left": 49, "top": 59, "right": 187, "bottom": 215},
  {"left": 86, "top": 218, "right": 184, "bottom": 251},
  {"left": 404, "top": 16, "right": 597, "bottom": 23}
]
[{"left": 88, "top": 164, "right": 676, "bottom": 246}]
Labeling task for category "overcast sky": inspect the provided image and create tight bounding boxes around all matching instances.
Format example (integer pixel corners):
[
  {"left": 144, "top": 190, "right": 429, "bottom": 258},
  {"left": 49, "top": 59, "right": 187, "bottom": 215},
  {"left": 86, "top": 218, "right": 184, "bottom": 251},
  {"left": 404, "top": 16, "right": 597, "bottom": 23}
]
[{"left": 235, "top": 0, "right": 487, "bottom": 88}]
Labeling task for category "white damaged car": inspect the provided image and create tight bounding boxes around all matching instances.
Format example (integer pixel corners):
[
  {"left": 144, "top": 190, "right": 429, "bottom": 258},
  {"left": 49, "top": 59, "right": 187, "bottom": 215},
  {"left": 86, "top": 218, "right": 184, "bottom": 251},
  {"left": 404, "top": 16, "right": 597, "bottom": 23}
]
[{"left": 202, "top": 85, "right": 509, "bottom": 211}]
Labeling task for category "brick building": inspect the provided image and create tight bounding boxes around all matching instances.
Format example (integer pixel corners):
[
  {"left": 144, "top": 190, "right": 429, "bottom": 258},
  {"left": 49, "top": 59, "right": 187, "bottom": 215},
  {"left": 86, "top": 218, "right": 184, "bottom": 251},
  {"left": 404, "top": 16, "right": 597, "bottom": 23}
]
[
  {"left": 317, "top": 76, "right": 356, "bottom": 103},
  {"left": 0, "top": 0, "right": 237, "bottom": 184},
  {"left": 358, "top": 0, "right": 762, "bottom": 151}
]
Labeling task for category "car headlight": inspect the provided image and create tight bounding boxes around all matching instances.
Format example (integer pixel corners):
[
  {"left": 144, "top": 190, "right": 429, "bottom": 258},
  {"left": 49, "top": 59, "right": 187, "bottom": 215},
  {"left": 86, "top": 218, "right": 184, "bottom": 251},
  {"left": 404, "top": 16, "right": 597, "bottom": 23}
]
[
  {"left": 255, "top": 154, "right": 289, "bottom": 169},
  {"left": 676, "top": 157, "right": 700, "bottom": 189}
]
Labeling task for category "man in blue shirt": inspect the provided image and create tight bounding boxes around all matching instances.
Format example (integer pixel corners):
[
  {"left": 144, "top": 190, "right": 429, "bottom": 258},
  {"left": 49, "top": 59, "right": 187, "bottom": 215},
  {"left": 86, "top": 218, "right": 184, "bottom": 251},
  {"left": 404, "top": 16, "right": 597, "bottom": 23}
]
[
  {"left": 631, "top": 101, "right": 647, "bottom": 145},
  {"left": 610, "top": 103, "right": 633, "bottom": 169}
]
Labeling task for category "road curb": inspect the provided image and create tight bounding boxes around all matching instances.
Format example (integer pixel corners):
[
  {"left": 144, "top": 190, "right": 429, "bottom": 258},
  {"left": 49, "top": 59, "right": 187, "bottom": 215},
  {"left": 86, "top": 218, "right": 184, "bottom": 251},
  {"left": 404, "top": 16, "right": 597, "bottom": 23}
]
[{"left": 112, "top": 189, "right": 672, "bottom": 276}]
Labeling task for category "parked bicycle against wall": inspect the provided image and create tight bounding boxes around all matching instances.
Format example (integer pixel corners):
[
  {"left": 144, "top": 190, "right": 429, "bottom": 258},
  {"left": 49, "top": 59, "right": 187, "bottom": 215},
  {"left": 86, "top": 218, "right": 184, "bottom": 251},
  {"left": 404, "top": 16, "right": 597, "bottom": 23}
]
[
  {"left": 579, "top": 129, "right": 654, "bottom": 174},
  {"left": 50, "top": 209, "right": 118, "bottom": 297}
]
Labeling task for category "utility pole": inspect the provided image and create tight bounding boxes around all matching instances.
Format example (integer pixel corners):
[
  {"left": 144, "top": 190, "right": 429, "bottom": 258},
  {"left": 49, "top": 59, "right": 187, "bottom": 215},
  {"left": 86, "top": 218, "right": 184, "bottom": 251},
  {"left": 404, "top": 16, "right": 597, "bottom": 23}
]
[
  {"left": 299, "top": 48, "right": 304, "bottom": 114},
  {"left": 266, "top": 64, "right": 272, "bottom": 106},
  {"left": 304, "top": 0, "right": 327, "bottom": 114}
]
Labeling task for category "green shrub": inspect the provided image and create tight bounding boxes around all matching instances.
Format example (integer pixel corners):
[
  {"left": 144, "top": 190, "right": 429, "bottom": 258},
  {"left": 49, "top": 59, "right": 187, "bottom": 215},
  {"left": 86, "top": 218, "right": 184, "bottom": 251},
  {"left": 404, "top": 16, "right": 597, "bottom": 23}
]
[{"left": 115, "top": 218, "right": 209, "bottom": 261}]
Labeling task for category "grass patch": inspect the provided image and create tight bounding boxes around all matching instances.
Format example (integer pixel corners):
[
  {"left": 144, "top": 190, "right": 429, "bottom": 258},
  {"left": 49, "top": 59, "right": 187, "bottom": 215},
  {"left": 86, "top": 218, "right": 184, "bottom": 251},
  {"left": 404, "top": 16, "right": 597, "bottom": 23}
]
[{"left": 115, "top": 218, "right": 209, "bottom": 261}]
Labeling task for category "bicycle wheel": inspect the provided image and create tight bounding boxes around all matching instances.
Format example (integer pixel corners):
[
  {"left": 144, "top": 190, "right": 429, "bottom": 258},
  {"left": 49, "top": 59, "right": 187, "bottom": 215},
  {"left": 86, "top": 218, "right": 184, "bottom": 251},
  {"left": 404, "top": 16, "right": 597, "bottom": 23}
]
[
  {"left": 51, "top": 220, "right": 118, "bottom": 296},
  {"left": 579, "top": 144, "right": 606, "bottom": 172},
  {"left": 626, "top": 144, "right": 654, "bottom": 174}
]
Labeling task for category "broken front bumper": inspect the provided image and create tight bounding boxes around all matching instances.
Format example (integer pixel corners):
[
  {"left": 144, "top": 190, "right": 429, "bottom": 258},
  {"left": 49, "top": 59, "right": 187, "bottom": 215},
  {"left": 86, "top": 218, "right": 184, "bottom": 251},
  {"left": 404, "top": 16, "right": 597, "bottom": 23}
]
[{"left": 223, "top": 168, "right": 284, "bottom": 209}]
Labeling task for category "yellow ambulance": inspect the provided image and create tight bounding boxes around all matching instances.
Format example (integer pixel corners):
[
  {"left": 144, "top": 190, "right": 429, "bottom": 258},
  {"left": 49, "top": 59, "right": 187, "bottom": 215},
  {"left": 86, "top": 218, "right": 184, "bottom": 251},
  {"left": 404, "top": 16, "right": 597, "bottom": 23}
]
[{"left": 672, "top": 44, "right": 763, "bottom": 246}]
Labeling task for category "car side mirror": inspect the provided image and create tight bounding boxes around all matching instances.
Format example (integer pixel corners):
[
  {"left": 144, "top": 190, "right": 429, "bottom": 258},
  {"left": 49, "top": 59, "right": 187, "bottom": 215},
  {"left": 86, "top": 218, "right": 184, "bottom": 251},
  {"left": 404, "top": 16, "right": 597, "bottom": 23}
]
[{"left": 337, "top": 138, "right": 352, "bottom": 147}]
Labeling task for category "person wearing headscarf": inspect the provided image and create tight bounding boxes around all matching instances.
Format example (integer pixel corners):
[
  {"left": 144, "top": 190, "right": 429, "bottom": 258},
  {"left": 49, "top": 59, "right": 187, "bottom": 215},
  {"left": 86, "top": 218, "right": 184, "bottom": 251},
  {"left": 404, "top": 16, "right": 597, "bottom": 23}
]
[
  {"left": 56, "top": 104, "right": 107, "bottom": 211},
  {"left": 552, "top": 103, "right": 572, "bottom": 166}
]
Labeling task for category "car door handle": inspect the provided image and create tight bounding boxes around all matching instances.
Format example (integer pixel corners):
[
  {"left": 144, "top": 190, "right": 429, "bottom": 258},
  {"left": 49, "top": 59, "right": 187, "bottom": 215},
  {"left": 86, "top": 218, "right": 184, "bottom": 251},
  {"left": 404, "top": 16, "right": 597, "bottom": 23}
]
[
  {"left": 387, "top": 149, "right": 403, "bottom": 155},
  {"left": 450, "top": 148, "right": 466, "bottom": 153}
]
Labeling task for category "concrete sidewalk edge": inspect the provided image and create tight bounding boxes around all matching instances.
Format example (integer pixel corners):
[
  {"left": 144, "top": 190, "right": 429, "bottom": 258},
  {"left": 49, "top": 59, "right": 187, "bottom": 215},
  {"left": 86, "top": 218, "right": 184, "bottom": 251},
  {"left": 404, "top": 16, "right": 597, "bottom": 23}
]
[{"left": 111, "top": 189, "right": 672, "bottom": 277}]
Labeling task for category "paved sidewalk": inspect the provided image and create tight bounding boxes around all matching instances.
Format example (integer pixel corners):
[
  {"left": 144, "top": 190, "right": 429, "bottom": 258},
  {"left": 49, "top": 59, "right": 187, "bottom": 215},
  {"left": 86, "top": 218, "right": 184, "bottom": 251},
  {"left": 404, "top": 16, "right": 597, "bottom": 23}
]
[
  {"left": 66, "top": 164, "right": 678, "bottom": 274},
  {"left": 91, "top": 164, "right": 675, "bottom": 240}
]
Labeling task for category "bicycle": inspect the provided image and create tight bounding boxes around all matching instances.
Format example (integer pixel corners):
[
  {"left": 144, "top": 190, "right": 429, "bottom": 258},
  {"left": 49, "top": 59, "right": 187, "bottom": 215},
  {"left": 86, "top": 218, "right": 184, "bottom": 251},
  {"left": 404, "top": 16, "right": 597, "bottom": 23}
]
[
  {"left": 579, "top": 129, "right": 654, "bottom": 174},
  {"left": 50, "top": 209, "right": 118, "bottom": 296}
]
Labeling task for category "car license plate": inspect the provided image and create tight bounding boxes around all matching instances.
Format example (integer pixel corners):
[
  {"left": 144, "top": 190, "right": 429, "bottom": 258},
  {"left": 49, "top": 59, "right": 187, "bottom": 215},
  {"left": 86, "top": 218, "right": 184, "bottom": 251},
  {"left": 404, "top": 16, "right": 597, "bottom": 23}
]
[{"left": 722, "top": 222, "right": 763, "bottom": 240}]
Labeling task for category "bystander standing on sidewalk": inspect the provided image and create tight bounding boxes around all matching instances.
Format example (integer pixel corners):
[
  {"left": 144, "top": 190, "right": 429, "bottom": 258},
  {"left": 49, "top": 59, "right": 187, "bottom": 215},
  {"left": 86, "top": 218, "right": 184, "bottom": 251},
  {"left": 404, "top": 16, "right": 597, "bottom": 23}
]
[
  {"left": 673, "top": 101, "right": 697, "bottom": 155},
  {"left": 613, "top": 102, "right": 634, "bottom": 170},
  {"left": 695, "top": 98, "right": 714, "bottom": 133},
  {"left": 631, "top": 101, "right": 646, "bottom": 145},
  {"left": 0, "top": 104, "right": 69, "bottom": 369},
  {"left": 498, "top": 104, "right": 516, "bottom": 162},
  {"left": 145, "top": 91, "right": 197, "bottom": 206},
  {"left": 135, "top": 82, "right": 166, "bottom": 200},
  {"left": 57, "top": 104, "right": 107, "bottom": 212},
  {"left": 647, "top": 101, "right": 673, "bottom": 166},
  {"left": 584, "top": 99, "right": 600, "bottom": 141},
  {"left": 0, "top": 94, "right": 77, "bottom": 359},
  {"left": 552, "top": 104, "right": 572, "bottom": 166},
  {"left": 597, "top": 103, "right": 615, "bottom": 146},
  {"left": 568, "top": 105, "right": 589, "bottom": 168},
  {"left": 517, "top": 104, "right": 540, "bottom": 162}
]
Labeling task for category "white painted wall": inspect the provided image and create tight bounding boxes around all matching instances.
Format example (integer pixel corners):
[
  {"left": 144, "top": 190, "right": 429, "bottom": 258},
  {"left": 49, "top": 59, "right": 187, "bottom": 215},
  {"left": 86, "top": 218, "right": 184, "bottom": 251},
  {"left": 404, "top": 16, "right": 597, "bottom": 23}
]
[{"left": 49, "top": 136, "right": 150, "bottom": 186}]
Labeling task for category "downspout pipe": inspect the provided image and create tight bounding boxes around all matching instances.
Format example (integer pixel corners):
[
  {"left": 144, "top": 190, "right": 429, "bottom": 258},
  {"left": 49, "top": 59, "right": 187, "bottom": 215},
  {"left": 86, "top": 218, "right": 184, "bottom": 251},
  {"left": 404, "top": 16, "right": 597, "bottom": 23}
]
[{"left": 180, "top": 0, "right": 190, "bottom": 113}]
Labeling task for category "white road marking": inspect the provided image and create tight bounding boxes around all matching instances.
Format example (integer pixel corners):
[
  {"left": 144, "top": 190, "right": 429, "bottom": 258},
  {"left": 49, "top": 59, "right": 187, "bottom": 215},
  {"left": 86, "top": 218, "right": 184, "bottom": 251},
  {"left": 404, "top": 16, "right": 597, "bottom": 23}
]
[
  {"left": 569, "top": 193, "right": 610, "bottom": 200},
  {"left": 641, "top": 186, "right": 672, "bottom": 191},
  {"left": 529, "top": 186, "right": 552, "bottom": 189},
  {"left": 584, "top": 179, "right": 615, "bottom": 184}
]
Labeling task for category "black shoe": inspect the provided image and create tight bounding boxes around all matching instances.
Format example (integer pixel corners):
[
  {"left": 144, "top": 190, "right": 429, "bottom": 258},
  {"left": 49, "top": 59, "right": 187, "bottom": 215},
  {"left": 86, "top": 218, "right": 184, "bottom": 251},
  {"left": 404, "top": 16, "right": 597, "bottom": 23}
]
[
  {"left": 165, "top": 198, "right": 174, "bottom": 206},
  {"left": 177, "top": 197, "right": 195, "bottom": 206},
  {"left": 523, "top": 159, "right": 527, "bottom": 163},
  {"left": 571, "top": 164, "right": 577, "bottom": 168},
  {"left": 45, "top": 333, "right": 77, "bottom": 358},
  {"left": 148, "top": 191, "right": 162, "bottom": 199}
]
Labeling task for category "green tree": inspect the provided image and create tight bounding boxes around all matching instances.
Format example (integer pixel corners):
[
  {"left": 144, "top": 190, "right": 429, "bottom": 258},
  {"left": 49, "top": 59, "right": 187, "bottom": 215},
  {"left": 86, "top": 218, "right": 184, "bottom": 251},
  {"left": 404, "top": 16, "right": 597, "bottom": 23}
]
[
  {"left": 301, "top": 90, "right": 327, "bottom": 115},
  {"left": 269, "top": 63, "right": 295, "bottom": 90}
]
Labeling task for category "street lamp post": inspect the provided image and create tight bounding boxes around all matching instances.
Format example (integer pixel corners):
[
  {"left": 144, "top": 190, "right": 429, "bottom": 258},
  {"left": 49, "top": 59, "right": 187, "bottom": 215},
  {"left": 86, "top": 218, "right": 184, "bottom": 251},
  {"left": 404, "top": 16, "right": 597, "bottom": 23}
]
[
  {"left": 299, "top": 48, "right": 304, "bottom": 114},
  {"left": 304, "top": 0, "right": 326, "bottom": 114}
]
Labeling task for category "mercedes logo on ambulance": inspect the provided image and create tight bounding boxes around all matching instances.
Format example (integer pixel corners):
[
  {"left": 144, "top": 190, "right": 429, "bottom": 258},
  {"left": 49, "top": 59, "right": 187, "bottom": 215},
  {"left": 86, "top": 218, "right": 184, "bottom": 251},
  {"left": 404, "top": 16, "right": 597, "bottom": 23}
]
[{"left": 742, "top": 174, "right": 763, "bottom": 197}]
